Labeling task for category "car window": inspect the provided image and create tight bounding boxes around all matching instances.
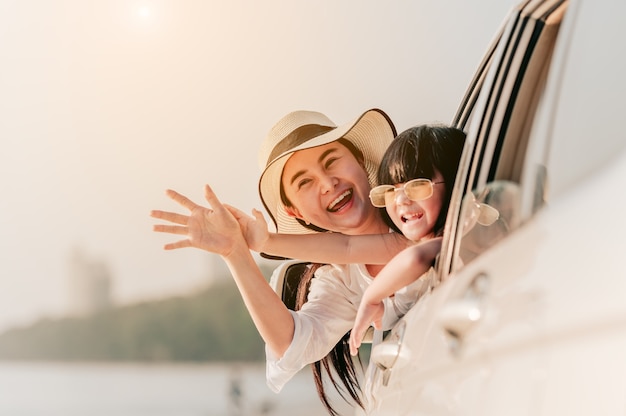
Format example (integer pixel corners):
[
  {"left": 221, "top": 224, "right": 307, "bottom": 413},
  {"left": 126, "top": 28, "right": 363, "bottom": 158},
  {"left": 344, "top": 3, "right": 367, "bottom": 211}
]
[{"left": 444, "top": 0, "right": 568, "bottom": 272}]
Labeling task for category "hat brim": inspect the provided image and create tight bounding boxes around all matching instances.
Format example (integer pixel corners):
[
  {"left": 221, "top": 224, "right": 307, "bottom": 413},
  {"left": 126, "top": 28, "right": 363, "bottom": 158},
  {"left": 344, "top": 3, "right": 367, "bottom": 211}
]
[{"left": 258, "top": 108, "right": 396, "bottom": 235}]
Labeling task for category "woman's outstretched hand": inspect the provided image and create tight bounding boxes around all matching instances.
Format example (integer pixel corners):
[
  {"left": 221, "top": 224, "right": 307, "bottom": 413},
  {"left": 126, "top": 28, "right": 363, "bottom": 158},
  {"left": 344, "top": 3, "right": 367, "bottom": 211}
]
[{"left": 150, "top": 184, "right": 246, "bottom": 257}]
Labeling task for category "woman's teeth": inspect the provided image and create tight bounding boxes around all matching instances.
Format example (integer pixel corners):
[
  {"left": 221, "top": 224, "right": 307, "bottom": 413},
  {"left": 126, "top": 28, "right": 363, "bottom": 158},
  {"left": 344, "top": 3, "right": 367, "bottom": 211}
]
[{"left": 328, "top": 190, "right": 352, "bottom": 212}]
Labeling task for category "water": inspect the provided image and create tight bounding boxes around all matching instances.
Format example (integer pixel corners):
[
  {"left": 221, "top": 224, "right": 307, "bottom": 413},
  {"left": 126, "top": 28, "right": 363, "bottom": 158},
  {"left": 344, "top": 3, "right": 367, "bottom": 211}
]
[{"left": 0, "top": 362, "right": 355, "bottom": 416}]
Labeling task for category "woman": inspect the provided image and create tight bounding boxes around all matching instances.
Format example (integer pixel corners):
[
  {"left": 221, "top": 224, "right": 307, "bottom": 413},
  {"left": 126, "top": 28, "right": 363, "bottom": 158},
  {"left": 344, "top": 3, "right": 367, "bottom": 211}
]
[{"left": 151, "top": 109, "right": 409, "bottom": 414}]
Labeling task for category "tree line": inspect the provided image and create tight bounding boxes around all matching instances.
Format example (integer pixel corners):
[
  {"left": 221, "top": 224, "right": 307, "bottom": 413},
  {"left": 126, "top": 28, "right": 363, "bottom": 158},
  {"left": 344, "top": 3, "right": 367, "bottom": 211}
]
[{"left": 0, "top": 280, "right": 267, "bottom": 362}]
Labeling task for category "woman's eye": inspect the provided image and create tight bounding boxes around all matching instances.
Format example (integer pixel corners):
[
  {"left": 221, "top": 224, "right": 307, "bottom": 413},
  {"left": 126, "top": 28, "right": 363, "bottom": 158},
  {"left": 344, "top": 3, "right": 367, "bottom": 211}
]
[
  {"left": 324, "top": 157, "right": 338, "bottom": 169},
  {"left": 297, "top": 178, "right": 312, "bottom": 189}
]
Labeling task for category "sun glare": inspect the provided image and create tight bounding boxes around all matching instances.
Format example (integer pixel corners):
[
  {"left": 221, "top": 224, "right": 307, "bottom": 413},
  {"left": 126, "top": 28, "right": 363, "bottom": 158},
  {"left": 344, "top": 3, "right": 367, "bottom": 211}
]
[{"left": 137, "top": 6, "right": 152, "bottom": 20}]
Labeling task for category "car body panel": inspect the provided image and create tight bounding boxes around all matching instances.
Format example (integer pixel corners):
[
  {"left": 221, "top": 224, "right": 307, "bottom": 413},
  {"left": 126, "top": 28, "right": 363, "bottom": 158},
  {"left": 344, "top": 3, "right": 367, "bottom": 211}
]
[{"left": 366, "top": 0, "right": 626, "bottom": 413}]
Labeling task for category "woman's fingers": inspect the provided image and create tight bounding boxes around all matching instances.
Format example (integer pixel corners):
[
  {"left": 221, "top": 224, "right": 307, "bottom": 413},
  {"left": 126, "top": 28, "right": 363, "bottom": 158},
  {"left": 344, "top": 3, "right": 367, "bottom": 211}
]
[
  {"left": 163, "top": 239, "right": 193, "bottom": 250},
  {"left": 152, "top": 185, "right": 240, "bottom": 255},
  {"left": 166, "top": 189, "right": 199, "bottom": 211},
  {"left": 152, "top": 223, "right": 191, "bottom": 250},
  {"left": 203, "top": 184, "right": 223, "bottom": 211},
  {"left": 150, "top": 210, "right": 189, "bottom": 225},
  {"left": 152, "top": 224, "right": 188, "bottom": 236}
]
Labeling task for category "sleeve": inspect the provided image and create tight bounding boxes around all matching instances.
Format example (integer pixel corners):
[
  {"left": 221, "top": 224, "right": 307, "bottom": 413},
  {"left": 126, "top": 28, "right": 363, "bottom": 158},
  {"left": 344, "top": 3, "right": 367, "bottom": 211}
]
[{"left": 265, "top": 264, "right": 359, "bottom": 393}]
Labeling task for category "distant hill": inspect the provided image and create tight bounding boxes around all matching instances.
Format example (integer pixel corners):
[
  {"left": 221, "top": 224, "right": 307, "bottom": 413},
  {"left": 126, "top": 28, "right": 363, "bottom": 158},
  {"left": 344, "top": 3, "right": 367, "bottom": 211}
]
[{"left": 0, "top": 279, "right": 268, "bottom": 362}]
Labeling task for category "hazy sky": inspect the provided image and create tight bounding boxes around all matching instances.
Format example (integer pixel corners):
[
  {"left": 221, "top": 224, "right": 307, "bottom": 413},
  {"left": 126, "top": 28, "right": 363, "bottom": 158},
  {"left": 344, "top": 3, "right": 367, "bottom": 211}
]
[{"left": 0, "top": 0, "right": 513, "bottom": 331}]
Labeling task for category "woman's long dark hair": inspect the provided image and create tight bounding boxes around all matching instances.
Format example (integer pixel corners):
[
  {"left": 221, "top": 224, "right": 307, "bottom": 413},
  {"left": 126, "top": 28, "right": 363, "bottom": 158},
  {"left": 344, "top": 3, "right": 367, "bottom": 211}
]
[
  {"left": 294, "top": 264, "right": 365, "bottom": 416},
  {"left": 377, "top": 125, "right": 466, "bottom": 236}
]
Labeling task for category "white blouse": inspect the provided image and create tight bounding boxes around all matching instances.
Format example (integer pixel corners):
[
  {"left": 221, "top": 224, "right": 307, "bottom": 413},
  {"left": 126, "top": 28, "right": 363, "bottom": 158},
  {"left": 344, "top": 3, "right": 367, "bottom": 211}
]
[{"left": 265, "top": 262, "right": 425, "bottom": 393}]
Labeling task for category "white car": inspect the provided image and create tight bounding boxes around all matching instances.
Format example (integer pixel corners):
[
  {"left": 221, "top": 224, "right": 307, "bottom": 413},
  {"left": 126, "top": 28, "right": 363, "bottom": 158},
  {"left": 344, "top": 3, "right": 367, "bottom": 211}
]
[{"left": 364, "top": 0, "right": 626, "bottom": 414}]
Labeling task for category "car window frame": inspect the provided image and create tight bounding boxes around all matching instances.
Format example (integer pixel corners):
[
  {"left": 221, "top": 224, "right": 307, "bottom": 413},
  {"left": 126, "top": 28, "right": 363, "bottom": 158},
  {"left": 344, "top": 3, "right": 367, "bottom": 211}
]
[{"left": 438, "top": 0, "right": 569, "bottom": 280}]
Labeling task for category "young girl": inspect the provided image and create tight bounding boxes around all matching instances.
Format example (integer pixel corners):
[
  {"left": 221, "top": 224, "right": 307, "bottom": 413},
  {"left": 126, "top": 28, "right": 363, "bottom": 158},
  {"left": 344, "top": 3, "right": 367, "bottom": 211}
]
[
  {"left": 231, "top": 124, "right": 466, "bottom": 353},
  {"left": 348, "top": 124, "right": 465, "bottom": 354}
]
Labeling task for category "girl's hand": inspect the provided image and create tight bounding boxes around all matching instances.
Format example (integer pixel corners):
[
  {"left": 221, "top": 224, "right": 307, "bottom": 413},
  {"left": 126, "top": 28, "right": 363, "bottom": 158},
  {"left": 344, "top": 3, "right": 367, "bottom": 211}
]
[
  {"left": 225, "top": 205, "right": 270, "bottom": 253},
  {"left": 150, "top": 184, "right": 246, "bottom": 257},
  {"left": 349, "top": 300, "right": 384, "bottom": 356}
]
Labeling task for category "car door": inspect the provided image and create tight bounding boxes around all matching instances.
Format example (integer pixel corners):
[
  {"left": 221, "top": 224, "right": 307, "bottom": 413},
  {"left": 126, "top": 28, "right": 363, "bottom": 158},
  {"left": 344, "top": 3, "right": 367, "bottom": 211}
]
[{"left": 366, "top": 1, "right": 569, "bottom": 414}]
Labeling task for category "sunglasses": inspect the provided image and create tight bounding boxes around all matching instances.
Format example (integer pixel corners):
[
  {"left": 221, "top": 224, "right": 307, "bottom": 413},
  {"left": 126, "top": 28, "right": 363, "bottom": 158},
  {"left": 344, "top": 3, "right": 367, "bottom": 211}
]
[{"left": 369, "top": 178, "right": 445, "bottom": 207}]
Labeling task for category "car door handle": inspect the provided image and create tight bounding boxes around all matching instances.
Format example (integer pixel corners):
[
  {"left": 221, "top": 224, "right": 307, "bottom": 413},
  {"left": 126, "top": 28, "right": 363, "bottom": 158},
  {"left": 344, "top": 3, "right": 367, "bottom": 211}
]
[
  {"left": 438, "top": 297, "right": 483, "bottom": 338},
  {"left": 438, "top": 273, "right": 489, "bottom": 352},
  {"left": 370, "top": 320, "right": 407, "bottom": 386}
]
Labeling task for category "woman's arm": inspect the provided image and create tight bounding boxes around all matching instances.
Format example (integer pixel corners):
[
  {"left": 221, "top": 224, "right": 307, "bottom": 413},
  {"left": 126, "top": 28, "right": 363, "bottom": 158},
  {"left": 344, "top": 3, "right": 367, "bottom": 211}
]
[
  {"left": 222, "top": 240, "right": 295, "bottom": 356},
  {"left": 348, "top": 237, "right": 443, "bottom": 355},
  {"left": 151, "top": 185, "right": 294, "bottom": 356},
  {"left": 226, "top": 205, "right": 410, "bottom": 265}
]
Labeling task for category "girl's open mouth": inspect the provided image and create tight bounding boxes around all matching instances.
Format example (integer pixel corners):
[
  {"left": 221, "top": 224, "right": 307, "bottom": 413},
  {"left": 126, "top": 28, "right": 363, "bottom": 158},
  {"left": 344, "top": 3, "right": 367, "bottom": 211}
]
[{"left": 402, "top": 211, "right": 424, "bottom": 223}]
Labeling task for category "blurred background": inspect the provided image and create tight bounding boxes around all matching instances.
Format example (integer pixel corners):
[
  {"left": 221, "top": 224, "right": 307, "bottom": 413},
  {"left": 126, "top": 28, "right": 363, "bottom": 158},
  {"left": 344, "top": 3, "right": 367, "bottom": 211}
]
[{"left": 0, "top": 0, "right": 513, "bottom": 414}]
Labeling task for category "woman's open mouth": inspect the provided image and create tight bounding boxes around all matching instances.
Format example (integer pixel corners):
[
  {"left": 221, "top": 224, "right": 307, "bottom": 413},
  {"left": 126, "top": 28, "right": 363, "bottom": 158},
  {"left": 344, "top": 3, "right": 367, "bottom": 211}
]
[{"left": 327, "top": 189, "right": 353, "bottom": 212}]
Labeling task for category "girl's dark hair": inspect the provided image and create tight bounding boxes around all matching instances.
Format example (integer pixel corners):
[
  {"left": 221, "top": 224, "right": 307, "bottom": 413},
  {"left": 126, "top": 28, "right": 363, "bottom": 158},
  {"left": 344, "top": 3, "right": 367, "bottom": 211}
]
[
  {"left": 294, "top": 264, "right": 365, "bottom": 416},
  {"left": 279, "top": 138, "right": 366, "bottom": 233},
  {"left": 377, "top": 125, "right": 466, "bottom": 235}
]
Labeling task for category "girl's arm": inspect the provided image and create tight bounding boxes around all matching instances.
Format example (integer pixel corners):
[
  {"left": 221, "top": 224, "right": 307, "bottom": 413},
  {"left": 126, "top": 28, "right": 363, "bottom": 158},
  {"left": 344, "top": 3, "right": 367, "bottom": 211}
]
[
  {"left": 151, "top": 185, "right": 295, "bottom": 356},
  {"left": 226, "top": 205, "right": 410, "bottom": 265},
  {"left": 348, "top": 237, "right": 443, "bottom": 355}
]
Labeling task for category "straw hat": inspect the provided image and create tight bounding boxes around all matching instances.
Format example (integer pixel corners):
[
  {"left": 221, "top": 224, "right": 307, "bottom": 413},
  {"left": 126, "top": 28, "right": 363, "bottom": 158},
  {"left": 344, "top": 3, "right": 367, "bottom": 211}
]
[{"left": 258, "top": 108, "right": 396, "bottom": 234}]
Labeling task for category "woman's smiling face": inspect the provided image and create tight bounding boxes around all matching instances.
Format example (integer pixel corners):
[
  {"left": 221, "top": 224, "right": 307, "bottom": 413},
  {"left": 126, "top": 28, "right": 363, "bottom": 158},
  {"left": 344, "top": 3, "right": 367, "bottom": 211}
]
[{"left": 281, "top": 142, "right": 385, "bottom": 236}]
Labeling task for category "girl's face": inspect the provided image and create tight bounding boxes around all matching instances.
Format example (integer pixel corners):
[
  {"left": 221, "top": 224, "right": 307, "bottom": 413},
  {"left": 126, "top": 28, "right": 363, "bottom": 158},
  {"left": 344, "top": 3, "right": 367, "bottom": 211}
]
[
  {"left": 281, "top": 142, "right": 385, "bottom": 236},
  {"left": 383, "top": 170, "right": 446, "bottom": 242}
]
